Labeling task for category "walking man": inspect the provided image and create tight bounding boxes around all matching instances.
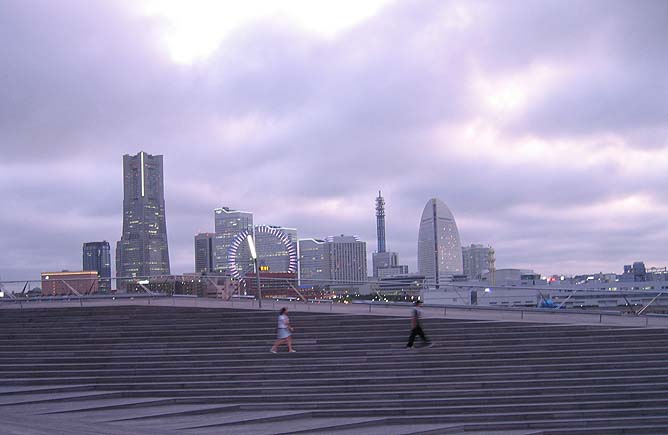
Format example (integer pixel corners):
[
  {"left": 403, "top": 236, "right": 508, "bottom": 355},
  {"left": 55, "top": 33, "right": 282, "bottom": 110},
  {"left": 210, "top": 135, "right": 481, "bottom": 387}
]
[{"left": 406, "top": 300, "right": 432, "bottom": 349}]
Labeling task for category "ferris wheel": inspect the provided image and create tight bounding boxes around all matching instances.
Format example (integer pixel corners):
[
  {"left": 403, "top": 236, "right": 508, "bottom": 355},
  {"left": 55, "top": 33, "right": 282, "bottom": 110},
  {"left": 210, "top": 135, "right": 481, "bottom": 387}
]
[{"left": 226, "top": 225, "right": 298, "bottom": 280}]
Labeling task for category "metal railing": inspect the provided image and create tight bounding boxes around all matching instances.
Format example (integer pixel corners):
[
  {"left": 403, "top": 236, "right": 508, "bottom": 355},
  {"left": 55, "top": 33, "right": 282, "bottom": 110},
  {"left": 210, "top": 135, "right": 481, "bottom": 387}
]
[
  {"left": 2, "top": 275, "right": 668, "bottom": 317},
  {"left": 2, "top": 288, "right": 668, "bottom": 328}
]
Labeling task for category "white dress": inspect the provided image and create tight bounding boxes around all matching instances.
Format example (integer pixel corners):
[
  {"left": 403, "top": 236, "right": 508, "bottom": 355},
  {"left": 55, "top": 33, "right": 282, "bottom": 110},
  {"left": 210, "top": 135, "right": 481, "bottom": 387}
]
[{"left": 277, "top": 314, "right": 291, "bottom": 339}]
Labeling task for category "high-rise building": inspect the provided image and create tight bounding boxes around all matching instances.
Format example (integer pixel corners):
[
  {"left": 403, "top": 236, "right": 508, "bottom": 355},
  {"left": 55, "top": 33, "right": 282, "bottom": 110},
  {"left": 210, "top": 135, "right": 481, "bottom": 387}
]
[
  {"left": 254, "top": 226, "right": 298, "bottom": 274},
  {"left": 462, "top": 244, "right": 494, "bottom": 280},
  {"left": 226, "top": 225, "right": 298, "bottom": 279},
  {"left": 372, "top": 191, "right": 408, "bottom": 278},
  {"left": 299, "top": 238, "right": 331, "bottom": 285},
  {"left": 213, "top": 207, "right": 253, "bottom": 273},
  {"left": 194, "top": 233, "right": 215, "bottom": 274},
  {"left": 83, "top": 241, "right": 111, "bottom": 292},
  {"left": 328, "top": 235, "right": 367, "bottom": 284},
  {"left": 417, "top": 198, "right": 463, "bottom": 289},
  {"left": 116, "top": 151, "right": 170, "bottom": 285}
]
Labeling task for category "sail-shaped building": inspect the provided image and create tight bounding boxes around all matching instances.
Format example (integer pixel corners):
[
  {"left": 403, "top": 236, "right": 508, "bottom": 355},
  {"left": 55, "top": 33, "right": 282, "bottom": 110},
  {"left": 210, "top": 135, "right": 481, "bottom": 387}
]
[{"left": 417, "top": 198, "right": 463, "bottom": 289}]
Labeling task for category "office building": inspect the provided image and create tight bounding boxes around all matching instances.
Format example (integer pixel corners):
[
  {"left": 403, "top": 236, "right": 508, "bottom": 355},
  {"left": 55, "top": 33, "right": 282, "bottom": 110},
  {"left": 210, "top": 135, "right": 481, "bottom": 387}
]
[
  {"left": 254, "top": 225, "right": 298, "bottom": 273},
  {"left": 417, "top": 198, "right": 463, "bottom": 289},
  {"left": 373, "top": 274, "right": 425, "bottom": 296},
  {"left": 213, "top": 207, "right": 253, "bottom": 273},
  {"left": 328, "top": 235, "right": 367, "bottom": 284},
  {"left": 462, "top": 244, "right": 495, "bottom": 280},
  {"left": 41, "top": 271, "right": 99, "bottom": 296},
  {"left": 194, "top": 233, "right": 215, "bottom": 274},
  {"left": 116, "top": 151, "right": 170, "bottom": 285},
  {"left": 377, "top": 265, "right": 409, "bottom": 279},
  {"left": 83, "top": 241, "right": 111, "bottom": 292},
  {"left": 227, "top": 225, "right": 298, "bottom": 279},
  {"left": 299, "top": 238, "right": 331, "bottom": 285}
]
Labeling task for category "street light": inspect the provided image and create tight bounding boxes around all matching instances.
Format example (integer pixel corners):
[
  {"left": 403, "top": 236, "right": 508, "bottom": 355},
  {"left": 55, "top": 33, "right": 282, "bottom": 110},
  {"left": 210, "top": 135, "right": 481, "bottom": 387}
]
[{"left": 247, "top": 234, "right": 262, "bottom": 308}]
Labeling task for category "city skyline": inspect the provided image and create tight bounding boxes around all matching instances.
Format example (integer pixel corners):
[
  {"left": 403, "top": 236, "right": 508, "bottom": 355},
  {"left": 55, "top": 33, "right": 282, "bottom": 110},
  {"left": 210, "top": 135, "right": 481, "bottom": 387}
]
[{"left": 1, "top": 0, "right": 667, "bottom": 281}]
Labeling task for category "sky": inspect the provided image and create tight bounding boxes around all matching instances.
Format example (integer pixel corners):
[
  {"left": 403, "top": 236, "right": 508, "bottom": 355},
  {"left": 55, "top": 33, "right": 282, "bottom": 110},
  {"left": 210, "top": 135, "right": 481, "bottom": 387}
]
[{"left": 1, "top": 0, "right": 667, "bottom": 283}]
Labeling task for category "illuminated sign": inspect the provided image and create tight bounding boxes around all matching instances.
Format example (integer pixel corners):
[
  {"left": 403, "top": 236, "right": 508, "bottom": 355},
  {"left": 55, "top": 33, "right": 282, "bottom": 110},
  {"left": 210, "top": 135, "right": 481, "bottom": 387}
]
[{"left": 259, "top": 265, "right": 270, "bottom": 272}]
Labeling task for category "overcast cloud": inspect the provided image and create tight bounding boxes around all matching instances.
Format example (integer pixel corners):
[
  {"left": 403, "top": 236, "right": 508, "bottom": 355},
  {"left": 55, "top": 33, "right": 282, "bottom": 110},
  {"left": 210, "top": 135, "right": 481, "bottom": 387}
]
[{"left": 1, "top": 0, "right": 667, "bottom": 283}]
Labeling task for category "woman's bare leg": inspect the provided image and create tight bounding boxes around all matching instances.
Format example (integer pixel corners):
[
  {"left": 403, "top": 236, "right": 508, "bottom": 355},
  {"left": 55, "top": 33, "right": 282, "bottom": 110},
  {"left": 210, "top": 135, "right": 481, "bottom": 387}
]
[{"left": 271, "top": 338, "right": 286, "bottom": 352}]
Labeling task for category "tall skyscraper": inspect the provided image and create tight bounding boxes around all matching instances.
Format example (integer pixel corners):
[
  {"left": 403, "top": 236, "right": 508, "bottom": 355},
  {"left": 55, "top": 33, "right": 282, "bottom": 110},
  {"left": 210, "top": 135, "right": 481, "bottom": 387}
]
[
  {"left": 462, "top": 244, "right": 494, "bottom": 280},
  {"left": 116, "top": 151, "right": 170, "bottom": 284},
  {"left": 417, "top": 198, "right": 463, "bottom": 289},
  {"left": 372, "top": 191, "right": 408, "bottom": 278},
  {"left": 83, "top": 241, "right": 111, "bottom": 292},
  {"left": 299, "top": 238, "right": 331, "bottom": 285},
  {"left": 213, "top": 207, "right": 253, "bottom": 273},
  {"left": 376, "top": 190, "right": 386, "bottom": 254},
  {"left": 194, "top": 233, "right": 215, "bottom": 274},
  {"left": 328, "top": 235, "right": 367, "bottom": 284}
]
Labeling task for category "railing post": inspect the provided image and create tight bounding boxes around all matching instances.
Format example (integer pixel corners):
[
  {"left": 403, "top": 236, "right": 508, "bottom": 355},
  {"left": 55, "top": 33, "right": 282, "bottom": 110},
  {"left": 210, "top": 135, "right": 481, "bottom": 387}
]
[{"left": 599, "top": 313, "right": 602, "bottom": 323}]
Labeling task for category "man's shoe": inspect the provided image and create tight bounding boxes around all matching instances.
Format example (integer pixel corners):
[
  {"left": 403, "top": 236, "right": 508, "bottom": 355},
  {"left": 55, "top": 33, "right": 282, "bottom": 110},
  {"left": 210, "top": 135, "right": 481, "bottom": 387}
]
[
  {"left": 289, "top": 349, "right": 297, "bottom": 353},
  {"left": 270, "top": 349, "right": 277, "bottom": 354}
]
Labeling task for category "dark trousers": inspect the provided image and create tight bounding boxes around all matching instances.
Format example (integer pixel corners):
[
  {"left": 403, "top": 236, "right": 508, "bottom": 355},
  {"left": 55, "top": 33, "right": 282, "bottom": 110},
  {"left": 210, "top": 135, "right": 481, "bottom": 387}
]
[{"left": 407, "top": 325, "right": 430, "bottom": 347}]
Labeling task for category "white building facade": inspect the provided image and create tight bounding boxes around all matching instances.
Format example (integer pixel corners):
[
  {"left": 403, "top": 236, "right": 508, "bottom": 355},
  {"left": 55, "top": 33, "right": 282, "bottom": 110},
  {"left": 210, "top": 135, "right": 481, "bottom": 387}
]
[
  {"left": 328, "top": 235, "right": 367, "bottom": 284},
  {"left": 417, "top": 198, "right": 463, "bottom": 289}
]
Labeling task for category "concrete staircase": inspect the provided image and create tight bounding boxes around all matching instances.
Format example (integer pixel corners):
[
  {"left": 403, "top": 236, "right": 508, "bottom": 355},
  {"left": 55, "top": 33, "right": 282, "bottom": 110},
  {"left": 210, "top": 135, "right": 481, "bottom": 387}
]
[{"left": 1, "top": 305, "right": 668, "bottom": 434}]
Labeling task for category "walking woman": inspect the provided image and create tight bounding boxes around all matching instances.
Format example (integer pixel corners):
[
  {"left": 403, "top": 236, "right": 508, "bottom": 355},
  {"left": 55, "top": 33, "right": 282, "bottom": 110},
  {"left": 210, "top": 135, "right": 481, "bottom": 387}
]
[{"left": 270, "top": 307, "right": 296, "bottom": 353}]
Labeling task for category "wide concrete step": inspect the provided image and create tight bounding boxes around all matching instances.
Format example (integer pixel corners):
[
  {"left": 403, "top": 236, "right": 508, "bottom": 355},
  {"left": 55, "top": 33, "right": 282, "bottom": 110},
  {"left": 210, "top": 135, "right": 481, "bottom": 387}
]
[
  {"left": 2, "top": 332, "right": 664, "bottom": 351},
  {"left": 5, "top": 365, "right": 668, "bottom": 389},
  {"left": 5, "top": 357, "right": 666, "bottom": 384},
  {"left": 2, "top": 346, "right": 667, "bottom": 367},
  {"left": 2, "top": 351, "right": 666, "bottom": 374},
  {"left": 4, "top": 380, "right": 668, "bottom": 406}
]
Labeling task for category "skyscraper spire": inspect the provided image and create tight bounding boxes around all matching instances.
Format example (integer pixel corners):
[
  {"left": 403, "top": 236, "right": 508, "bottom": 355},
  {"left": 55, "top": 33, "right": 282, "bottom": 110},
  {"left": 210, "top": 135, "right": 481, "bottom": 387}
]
[{"left": 375, "top": 190, "right": 386, "bottom": 253}]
